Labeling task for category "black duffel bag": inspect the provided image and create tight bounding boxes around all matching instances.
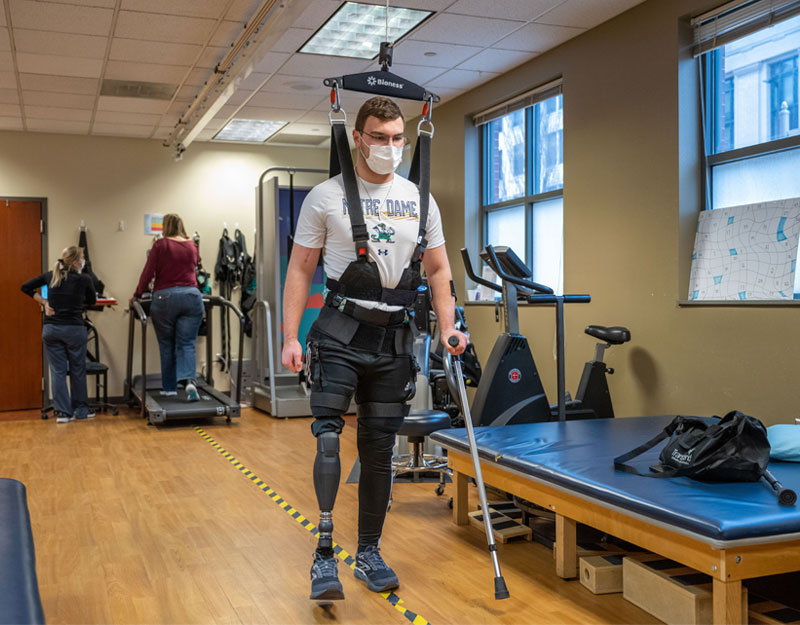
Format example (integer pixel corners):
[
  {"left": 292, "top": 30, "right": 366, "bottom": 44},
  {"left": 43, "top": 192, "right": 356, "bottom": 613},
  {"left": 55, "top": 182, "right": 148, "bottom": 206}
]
[{"left": 613, "top": 411, "right": 798, "bottom": 506}]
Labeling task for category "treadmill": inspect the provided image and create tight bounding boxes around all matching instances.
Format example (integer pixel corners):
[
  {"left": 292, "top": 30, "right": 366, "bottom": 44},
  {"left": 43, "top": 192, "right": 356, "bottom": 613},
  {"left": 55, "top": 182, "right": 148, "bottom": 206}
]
[{"left": 125, "top": 294, "right": 245, "bottom": 425}]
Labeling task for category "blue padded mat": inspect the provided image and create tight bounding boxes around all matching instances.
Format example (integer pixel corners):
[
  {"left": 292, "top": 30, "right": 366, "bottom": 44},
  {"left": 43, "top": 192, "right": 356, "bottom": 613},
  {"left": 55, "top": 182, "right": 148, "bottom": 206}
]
[{"left": 430, "top": 415, "right": 800, "bottom": 543}]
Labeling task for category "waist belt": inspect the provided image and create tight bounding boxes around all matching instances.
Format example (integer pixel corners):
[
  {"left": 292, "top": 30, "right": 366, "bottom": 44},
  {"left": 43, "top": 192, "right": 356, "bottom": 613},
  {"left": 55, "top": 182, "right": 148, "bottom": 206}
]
[{"left": 325, "top": 293, "right": 406, "bottom": 327}]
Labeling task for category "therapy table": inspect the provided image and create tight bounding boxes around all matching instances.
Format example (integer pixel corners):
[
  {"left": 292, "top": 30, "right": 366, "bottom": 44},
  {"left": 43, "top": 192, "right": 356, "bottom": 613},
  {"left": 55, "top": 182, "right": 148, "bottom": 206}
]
[{"left": 430, "top": 415, "right": 800, "bottom": 625}]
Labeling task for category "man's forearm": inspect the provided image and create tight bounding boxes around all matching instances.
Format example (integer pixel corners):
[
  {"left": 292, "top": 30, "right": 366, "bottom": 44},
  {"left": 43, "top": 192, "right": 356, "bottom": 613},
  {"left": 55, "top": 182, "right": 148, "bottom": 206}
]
[
  {"left": 282, "top": 264, "right": 313, "bottom": 342},
  {"left": 428, "top": 268, "right": 456, "bottom": 332}
]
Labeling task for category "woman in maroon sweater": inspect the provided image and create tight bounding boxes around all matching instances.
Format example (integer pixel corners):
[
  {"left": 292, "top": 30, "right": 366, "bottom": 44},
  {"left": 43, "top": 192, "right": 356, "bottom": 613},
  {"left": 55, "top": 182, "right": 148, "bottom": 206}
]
[{"left": 133, "top": 214, "right": 203, "bottom": 401}]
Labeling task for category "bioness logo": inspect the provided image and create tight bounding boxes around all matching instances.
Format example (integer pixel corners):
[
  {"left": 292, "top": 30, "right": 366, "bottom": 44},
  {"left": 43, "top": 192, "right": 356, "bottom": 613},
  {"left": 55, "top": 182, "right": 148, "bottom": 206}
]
[
  {"left": 671, "top": 449, "right": 693, "bottom": 465},
  {"left": 366, "top": 75, "right": 405, "bottom": 90}
]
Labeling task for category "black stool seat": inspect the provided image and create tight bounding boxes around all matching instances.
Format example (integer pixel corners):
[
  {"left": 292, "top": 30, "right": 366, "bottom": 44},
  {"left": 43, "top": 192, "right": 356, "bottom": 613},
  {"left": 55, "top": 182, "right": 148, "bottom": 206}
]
[
  {"left": 86, "top": 361, "right": 108, "bottom": 373},
  {"left": 399, "top": 409, "right": 451, "bottom": 439}
]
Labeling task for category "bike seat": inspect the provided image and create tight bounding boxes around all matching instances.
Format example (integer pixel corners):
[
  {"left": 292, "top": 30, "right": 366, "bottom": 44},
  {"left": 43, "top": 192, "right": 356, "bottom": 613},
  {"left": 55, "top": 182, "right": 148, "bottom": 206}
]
[{"left": 585, "top": 325, "right": 630, "bottom": 345}]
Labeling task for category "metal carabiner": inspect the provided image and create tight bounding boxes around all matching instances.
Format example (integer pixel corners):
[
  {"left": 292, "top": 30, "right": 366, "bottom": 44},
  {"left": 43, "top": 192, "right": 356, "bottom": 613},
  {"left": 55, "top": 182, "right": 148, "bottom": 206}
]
[
  {"left": 328, "top": 82, "right": 347, "bottom": 125},
  {"left": 417, "top": 95, "right": 434, "bottom": 137}
]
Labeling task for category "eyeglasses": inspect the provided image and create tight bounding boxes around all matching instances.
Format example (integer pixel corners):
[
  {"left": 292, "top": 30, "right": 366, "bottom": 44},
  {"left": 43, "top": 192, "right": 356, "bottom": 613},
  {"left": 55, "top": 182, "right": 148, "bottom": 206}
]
[{"left": 359, "top": 130, "right": 409, "bottom": 146}]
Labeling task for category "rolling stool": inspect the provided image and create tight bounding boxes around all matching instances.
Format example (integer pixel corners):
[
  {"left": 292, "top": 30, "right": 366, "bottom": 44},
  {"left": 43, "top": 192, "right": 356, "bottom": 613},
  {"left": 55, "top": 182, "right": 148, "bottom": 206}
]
[{"left": 392, "top": 408, "right": 452, "bottom": 496}]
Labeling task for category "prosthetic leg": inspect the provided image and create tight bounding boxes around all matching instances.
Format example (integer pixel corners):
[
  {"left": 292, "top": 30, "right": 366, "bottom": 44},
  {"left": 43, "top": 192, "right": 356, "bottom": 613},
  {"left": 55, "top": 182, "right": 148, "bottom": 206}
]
[{"left": 310, "top": 431, "right": 344, "bottom": 602}]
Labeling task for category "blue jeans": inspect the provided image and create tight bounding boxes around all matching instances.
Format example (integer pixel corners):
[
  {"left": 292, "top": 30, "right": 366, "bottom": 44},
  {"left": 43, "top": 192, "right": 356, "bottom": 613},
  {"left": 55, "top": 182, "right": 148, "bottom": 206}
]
[
  {"left": 43, "top": 324, "right": 89, "bottom": 418},
  {"left": 150, "top": 287, "right": 204, "bottom": 392}
]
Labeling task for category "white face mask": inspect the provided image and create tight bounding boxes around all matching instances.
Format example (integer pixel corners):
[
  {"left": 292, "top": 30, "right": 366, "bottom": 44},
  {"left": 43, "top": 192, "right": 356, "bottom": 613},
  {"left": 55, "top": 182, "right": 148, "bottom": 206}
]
[
  {"left": 362, "top": 143, "right": 403, "bottom": 175},
  {"left": 78, "top": 258, "right": 86, "bottom": 272}
]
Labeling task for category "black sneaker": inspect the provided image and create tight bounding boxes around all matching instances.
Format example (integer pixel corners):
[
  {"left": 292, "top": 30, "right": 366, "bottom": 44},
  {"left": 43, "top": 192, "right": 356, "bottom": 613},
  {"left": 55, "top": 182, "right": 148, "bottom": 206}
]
[
  {"left": 354, "top": 546, "right": 399, "bottom": 592},
  {"left": 310, "top": 552, "right": 344, "bottom": 601}
]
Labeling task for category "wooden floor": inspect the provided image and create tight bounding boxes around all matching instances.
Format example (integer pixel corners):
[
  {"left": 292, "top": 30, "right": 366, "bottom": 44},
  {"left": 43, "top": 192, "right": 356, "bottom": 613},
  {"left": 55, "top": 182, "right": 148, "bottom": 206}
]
[{"left": 0, "top": 407, "right": 659, "bottom": 625}]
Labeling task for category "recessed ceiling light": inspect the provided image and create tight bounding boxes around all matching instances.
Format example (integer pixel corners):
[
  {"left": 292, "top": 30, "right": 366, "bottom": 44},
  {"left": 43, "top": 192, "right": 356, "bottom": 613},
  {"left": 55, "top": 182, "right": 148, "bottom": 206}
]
[
  {"left": 213, "top": 119, "right": 286, "bottom": 142},
  {"left": 299, "top": 2, "right": 432, "bottom": 59},
  {"left": 424, "top": 51, "right": 437, "bottom": 57}
]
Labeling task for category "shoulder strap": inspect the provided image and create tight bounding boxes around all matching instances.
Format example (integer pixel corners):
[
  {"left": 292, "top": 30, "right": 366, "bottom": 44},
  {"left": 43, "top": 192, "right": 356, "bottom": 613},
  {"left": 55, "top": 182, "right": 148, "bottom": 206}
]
[
  {"left": 330, "top": 124, "right": 368, "bottom": 258},
  {"left": 408, "top": 133, "right": 430, "bottom": 269},
  {"left": 613, "top": 416, "right": 685, "bottom": 477}
]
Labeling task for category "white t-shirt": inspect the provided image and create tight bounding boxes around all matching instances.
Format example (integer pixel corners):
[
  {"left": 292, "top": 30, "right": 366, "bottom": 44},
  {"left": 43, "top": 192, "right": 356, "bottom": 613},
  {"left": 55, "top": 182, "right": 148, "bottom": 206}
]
[{"left": 294, "top": 173, "right": 445, "bottom": 311}]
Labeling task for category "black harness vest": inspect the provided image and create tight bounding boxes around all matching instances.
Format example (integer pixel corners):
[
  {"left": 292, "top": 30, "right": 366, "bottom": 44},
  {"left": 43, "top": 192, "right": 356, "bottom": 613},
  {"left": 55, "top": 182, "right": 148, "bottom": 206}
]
[{"left": 326, "top": 122, "right": 431, "bottom": 309}]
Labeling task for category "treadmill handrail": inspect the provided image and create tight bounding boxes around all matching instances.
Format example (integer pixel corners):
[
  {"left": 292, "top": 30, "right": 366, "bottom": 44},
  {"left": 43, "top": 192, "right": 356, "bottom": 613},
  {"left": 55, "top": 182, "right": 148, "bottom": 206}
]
[
  {"left": 461, "top": 248, "right": 501, "bottom": 291},
  {"left": 484, "top": 245, "right": 554, "bottom": 295},
  {"left": 254, "top": 300, "right": 276, "bottom": 409}
]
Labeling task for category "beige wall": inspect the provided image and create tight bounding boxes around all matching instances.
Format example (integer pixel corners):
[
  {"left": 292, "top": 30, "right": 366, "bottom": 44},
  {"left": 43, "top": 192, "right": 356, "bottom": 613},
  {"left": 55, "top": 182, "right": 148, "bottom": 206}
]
[
  {"left": 429, "top": 0, "right": 800, "bottom": 426},
  {"left": 1, "top": 130, "right": 328, "bottom": 396}
]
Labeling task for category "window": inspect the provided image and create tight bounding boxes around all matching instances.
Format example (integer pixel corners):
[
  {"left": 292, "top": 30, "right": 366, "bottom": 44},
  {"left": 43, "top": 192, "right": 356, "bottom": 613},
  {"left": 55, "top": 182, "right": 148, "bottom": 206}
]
[
  {"left": 698, "top": 2, "right": 800, "bottom": 295},
  {"left": 477, "top": 84, "right": 563, "bottom": 294}
]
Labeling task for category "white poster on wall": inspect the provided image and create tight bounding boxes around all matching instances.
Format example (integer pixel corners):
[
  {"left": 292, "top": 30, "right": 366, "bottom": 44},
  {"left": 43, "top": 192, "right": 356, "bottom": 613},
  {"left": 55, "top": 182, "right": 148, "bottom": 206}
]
[{"left": 688, "top": 198, "right": 800, "bottom": 300}]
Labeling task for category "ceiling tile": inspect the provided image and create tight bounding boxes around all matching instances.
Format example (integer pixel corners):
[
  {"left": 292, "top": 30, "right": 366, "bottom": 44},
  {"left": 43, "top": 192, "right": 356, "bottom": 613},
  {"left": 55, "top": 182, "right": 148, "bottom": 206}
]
[
  {"left": 0, "top": 52, "right": 11, "bottom": 69},
  {"left": 14, "top": 29, "right": 108, "bottom": 59},
  {"left": 104, "top": 60, "right": 190, "bottom": 85},
  {"left": 291, "top": 1, "right": 339, "bottom": 30},
  {"left": 210, "top": 20, "right": 247, "bottom": 48},
  {"left": 152, "top": 125, "right": 173, "bottom": 139},
  {"left": 392, "top": 39, "right": 483, "bottom": 69},
  {"left": 445, "top": 0, "right": 564, "bottom": 22},
  {"left": 279, "top": 54, "right": 373, "bottom": 80},
  {"left": 0, "top": 9, "right": 5, "bottom": 27},
  {"left": 0, "top": 88, "right": 19, "bottom": 104},
  {"left": 458, "top": 48, "right": 535, "bottom": 73},
  {"left": 426, "top": 68, "right": 499, "bottom": 91},
  {"left": 196, "top": 46, "right": 228, "bottom": 70},
  {"left": 273, "top": 28, "right": 315, "bottom": 54},
  {"left": 91, "top": 122, "right": 155, "bottom": 137},
  {"left": 20, "top": 74, "right": 98, "bottom": 94},
  {"left": 0, "top": 71, "right": 15, "bottom": 89},
  {"left": 97, "top": 95, "right": 170, "bottom": 114},
  {"left": 297, "top": 109, "right": 333, "bottom": 124},
  {"left": 110, "top": 38, "right": 201, "bottom": 66},
  {"left": 36, "top": 0, "right": 116, "bottom": 7},
  {"left": 225, "top": 89, "right": 253, "bottom": 106},
  {"left": 251, "top": 51, "right": 291, "bottom": 75},
  {"left": 183, "top": 67, "right": 213, "bottom": 87},
  {"left": 0, "top": 28, "right": 9, "bottom": 51},
  {"left": 174, "top": 85, "right": 198, "bottom": 101},
  {"left": 246, "top": 90, "right": 322, "bottom": 110},
  {"left": 0, "top": 103, "right": 21, "bottom": 116},
  {"left": 258, "top": 74, "right": 321, "bottom": 94},
  {"left": 235, "top": 106, "right": 305, "bottom": 122},
  {"left": 25, "top": 105, "right": 92, "bottom": 121},
  {"left": 495, "top": 22, "right": 583, "bottom": 52},
  {"left": 168, "top": 100, "right": 191, "bottom": 116},
  {"left": 210, "top": 103, "right": 240, "bottom": 122},
  {"left": 94, "top": 110, "right": 162, "bottom": 125},
  {"left": 121, "top": 0, "right": 226, "bottom": 19},
  {"left": 16, "top": 53, "right": 103, "bottom": 78},
  {"left": 115, "top": 11, "right": 216, "bottom": 45},
  {"left": 411, "top": 13, "right": 524, "bottom": 47},
  {"left": 26, "top": 118, "right": 90, "bottom": 134},
  {"left": 384, "top": 63, "right": 446, "bottom": 86},
  {"left": 238, "top": 72, "right": 270, "bottom": 91},
  {"left": 23, "top": 91, "right": 95, "bottom": 109},
  {"left": 538, "top": 0, "right": 644, "bottom": 29},
  {"left": 0, "top": 116, "right": 23, "bottom": 131},
  {"left": 225, "top": 0, "right": 263, "bottom": 22},
  {"left": 279, "top": 121, "right": 328, "bottom": 135},
  {"left": 9, "top": 0, "right": 113, "bottom": 36}
]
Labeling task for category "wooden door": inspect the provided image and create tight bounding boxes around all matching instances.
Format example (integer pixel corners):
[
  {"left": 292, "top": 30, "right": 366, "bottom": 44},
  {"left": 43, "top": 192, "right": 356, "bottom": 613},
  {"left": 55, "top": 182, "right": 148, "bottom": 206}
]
[{"left": 0, "top": 200, "right": 43, "bottom": 411}]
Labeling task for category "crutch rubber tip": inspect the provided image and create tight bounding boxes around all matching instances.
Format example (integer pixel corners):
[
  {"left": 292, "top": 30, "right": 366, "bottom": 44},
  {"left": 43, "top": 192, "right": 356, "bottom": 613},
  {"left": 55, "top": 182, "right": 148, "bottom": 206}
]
[
  {"left": 448, "top": 335, "right": 459, "bottom": 347},
  {"left": 779, "top": 488, "right": 797, "bottom": 506},
  {"left": 494, "top": 576, "right": 510, "bottom": 600}
]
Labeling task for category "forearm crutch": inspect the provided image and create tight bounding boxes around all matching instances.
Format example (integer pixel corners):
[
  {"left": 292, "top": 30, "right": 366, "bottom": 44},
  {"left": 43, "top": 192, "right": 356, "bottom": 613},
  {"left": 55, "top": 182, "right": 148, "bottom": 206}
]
[{"left": 446, "top": 336, "right": 509, "bottom": 600}]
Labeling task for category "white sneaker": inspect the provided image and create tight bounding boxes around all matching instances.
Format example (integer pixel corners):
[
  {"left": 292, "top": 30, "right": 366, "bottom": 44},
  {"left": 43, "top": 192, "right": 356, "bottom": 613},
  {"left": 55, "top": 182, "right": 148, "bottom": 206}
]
[
  {"left": 76, "top": 411, "right": 96, "bottom": 420},
  {"left": 56, "top": 414, "right": 75, "bottom": 423},
  {"left": 185, "top": 383, "right": 200, "bottom": 402},
  {"left": 160, "top": 390, "right": 178, "bottom": 397}
]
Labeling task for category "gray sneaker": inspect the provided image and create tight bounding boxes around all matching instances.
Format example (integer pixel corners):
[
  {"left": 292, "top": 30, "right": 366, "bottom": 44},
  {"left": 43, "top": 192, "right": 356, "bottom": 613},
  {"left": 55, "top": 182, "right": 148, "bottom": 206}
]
[
  {"left": 310, "top": 552, "right": 344, "bottom": 601},
  {"left": 185, "top": 383, "right": 200, "bottom": 402},
  {"left": 354, "top": 546, "right": 399, "bottom": 592}
]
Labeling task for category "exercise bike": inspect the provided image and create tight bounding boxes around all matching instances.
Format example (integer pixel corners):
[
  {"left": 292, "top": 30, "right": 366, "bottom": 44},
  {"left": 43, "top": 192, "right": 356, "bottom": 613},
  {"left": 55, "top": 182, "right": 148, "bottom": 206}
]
[{"left": 459, "top": 245, "right": 630, "bottom": 425}]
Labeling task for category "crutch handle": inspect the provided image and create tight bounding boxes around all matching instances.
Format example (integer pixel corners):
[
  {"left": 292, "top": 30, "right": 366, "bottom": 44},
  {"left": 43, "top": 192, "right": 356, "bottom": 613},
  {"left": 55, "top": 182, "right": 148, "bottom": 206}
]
[{"left": 448, "top": 335, "right": 460, "bottom": 348}]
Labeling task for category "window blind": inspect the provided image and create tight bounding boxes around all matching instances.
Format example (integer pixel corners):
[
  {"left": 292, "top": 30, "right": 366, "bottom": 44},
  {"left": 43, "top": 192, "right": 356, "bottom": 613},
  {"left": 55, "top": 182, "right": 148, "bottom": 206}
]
[
  {"left": 692, "top": 0, "right": 800, "bottom": 56},
  {"left": 472, "top": 79, "right": 562, "bottom": 127}
]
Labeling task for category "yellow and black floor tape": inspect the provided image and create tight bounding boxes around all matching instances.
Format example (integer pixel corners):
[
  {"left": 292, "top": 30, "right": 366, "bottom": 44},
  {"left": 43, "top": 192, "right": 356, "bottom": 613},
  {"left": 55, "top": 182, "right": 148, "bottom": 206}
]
[{"left": 195, "top": 427, "right": 430, "bottom": 625}]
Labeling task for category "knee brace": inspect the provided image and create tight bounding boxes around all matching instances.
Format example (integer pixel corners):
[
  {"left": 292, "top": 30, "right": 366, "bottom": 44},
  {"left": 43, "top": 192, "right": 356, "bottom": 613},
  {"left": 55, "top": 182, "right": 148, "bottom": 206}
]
[{"left": 314, "top": 432, "right": 340, "bottom": 552}]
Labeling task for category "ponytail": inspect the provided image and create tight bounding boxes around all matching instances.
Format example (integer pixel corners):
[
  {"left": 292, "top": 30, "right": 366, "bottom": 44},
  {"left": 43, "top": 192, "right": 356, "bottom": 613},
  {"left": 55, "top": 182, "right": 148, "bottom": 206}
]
[{"left": 51, "top": 246, "right": 83, "bottom": 288}]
